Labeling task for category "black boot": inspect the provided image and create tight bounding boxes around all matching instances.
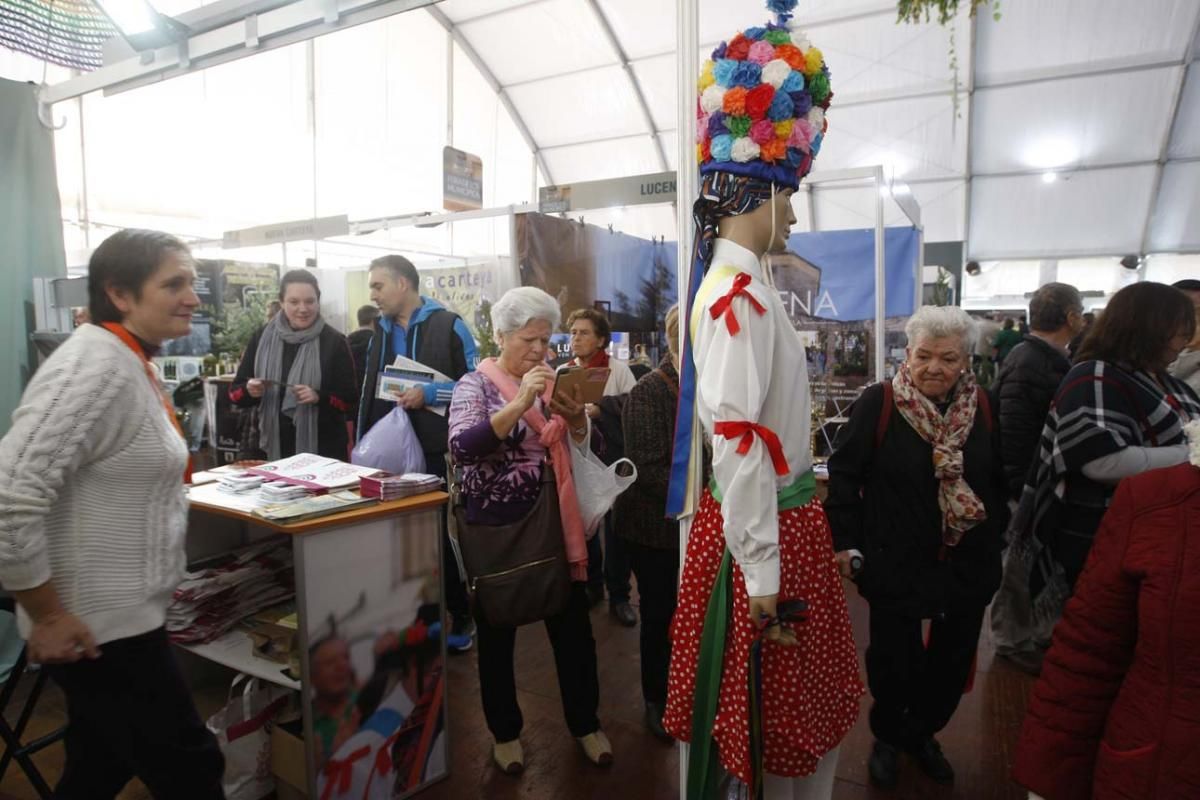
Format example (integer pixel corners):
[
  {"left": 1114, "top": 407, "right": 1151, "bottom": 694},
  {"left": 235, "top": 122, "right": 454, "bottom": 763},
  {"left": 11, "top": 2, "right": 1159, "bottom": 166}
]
[
  {"left": 907, "top": 736, "right": 954, "bottom": 784},
  {"left": 868, "top": 740, "right": 899, "bottom": 789}
]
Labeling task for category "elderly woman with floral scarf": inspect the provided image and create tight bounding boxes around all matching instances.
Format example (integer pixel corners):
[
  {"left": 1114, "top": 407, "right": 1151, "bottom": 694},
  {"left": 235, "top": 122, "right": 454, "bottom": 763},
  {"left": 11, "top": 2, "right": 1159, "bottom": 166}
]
[{"left": 825, "top": 305, "right": 1009, "bottom": 790}]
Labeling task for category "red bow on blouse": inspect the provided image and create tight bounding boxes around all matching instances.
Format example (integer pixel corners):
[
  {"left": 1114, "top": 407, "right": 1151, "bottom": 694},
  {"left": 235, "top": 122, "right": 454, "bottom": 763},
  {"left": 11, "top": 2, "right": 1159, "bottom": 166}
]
[
  {"left": 709, "top": 272, "right": 766, "bottom": 336},
  {"left": 713, "top": 421, "right": 790, "bottom": 477},
  {"left": 321, "top": 745, "right": 370, "bottom": 800}
]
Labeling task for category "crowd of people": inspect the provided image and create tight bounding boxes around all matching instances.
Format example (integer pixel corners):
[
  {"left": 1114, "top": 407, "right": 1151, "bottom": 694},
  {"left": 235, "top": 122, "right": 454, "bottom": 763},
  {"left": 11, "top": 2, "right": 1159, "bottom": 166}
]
[{"left": 3, "top": 3, "right": 1200, "bottom": 799}]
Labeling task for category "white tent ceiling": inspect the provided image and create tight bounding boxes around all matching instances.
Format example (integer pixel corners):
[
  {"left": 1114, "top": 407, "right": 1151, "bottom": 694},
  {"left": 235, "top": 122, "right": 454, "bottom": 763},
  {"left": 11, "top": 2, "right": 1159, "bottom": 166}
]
[
  {"left": 3, "top": 0, "right": 1198, "bottom": 264},
  {"left": 430, "top": 0, "right": 1200, "bottom": 256}
]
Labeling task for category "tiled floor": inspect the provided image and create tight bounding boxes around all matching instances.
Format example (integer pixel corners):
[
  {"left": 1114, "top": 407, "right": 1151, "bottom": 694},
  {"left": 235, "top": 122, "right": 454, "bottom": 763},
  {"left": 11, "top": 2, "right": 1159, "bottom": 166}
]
[{"left": 1, "top": 580, "right": 1035, "bottom": 800}]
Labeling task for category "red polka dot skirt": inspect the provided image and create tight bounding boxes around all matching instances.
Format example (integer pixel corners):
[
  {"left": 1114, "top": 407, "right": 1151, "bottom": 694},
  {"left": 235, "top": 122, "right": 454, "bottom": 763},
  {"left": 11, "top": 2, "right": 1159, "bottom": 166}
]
[{"left": 662, "top": 490, "right": 863, "bottom": 781}]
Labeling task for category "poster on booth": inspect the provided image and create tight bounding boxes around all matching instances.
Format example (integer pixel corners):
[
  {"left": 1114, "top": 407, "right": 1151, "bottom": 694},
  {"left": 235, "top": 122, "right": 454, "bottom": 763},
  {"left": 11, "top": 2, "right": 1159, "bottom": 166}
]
[
  {"left": 419, "top": 264, "right": 500, "bottom": 347},
  {"left": 306, "top": 512, "right": 447, "bottom": 800},
  {"left": 768, "top": 227, "right": 919, "bottom": 455},
  {"left": 162, "top": 260, "right": 279, "bottom": 358},
  {"left": 515, "top": 213, "right": 677, "bottom": 336}
]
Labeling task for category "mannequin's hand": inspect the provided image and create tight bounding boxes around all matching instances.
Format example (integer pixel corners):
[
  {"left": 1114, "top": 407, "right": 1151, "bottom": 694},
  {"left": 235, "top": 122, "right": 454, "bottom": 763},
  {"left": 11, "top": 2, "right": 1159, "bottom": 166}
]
[{"left": 748, "top": 594, "right": 798, "bottom": 646}]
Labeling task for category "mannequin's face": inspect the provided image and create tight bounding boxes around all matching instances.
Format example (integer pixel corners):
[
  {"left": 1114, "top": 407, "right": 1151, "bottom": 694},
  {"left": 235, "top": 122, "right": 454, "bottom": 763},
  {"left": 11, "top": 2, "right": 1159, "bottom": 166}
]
[
  {"left": 767, "top": 189, "right": 797, "bottom": 253},
  {"left": 718, "top": 187, "right": 797, "bottom": 256}
]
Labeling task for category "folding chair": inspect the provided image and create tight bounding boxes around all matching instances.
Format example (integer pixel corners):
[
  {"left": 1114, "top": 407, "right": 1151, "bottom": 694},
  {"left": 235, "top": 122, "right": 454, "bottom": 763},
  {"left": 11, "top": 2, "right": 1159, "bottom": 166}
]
[{"left": 0, "top": 598, "right": 66, "bottom": 799}]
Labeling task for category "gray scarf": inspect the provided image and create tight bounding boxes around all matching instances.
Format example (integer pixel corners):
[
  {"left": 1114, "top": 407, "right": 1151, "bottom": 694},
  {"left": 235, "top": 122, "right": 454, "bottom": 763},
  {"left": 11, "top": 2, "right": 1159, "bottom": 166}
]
[{"left": 255, "top": 312, "right": 325, "bottom": 459}]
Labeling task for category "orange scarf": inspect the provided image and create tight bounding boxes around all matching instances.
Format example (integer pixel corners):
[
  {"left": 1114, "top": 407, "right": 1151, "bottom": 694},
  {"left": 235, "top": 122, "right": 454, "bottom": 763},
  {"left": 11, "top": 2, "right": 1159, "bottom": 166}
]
[
  {"left": 476, "top": 358, "right": 588, "bottom": 581},
  {"left": 99, "top": 323, "right": 193, "bottom": 483}
]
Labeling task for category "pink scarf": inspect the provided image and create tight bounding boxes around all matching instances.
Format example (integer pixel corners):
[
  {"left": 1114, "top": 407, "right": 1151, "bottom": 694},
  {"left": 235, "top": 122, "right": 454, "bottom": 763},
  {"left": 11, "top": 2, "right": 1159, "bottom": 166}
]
[{"left": 476, "top": 358, "right": 588, "bottom": 581}]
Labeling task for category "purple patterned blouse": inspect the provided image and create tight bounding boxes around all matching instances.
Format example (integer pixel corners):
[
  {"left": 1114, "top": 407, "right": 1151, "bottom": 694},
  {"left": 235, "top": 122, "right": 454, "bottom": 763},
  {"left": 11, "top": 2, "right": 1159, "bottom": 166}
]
[{"left": 448, "top": 371, "right": 548, "bottom": 525}]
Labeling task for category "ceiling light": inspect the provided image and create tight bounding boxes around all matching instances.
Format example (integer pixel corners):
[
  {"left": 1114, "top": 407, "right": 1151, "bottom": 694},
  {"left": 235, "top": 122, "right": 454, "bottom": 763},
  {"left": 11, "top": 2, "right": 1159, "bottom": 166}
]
[
  {"left": 94, "top": 0, "right": 190, "bottom": 50},
  {"left": 1022, "top": 137, "right": 1078, "bottom": 170},
  {"left": 1041, "top": 171, "right": 1057, "bottom": 184}
]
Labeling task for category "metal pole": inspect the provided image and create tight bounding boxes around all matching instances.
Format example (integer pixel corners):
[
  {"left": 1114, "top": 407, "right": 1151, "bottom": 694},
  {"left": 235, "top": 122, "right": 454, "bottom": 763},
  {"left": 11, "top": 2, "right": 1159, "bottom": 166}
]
[
  {"left": 874, "top": 167, "right": 886, "bottom": 381},
  {"left": 78, "top": 95, "right": 91, "bottom": 251},
  {"left": 675, "top": 0, "right": 697, "bottom": 794}
]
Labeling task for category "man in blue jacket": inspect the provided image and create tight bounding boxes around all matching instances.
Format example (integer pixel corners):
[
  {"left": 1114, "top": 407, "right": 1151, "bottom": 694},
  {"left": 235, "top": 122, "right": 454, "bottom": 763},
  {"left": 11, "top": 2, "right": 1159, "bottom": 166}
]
[{"left": 359, "top": 255, "right": 478, "bottom": 650}]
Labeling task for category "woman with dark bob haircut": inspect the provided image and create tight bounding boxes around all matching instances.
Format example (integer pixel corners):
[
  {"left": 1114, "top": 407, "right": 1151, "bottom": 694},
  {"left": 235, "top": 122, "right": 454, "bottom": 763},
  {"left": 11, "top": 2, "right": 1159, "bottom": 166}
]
[
  {"left": 230, "top": 269, "right": 357, "bottom": 460},
  {"left": 0, "top": 229, "right": 226, "bottom": 797},
  {"left": 1004, "top": 281, "right": 1200, "bottom": 656}
]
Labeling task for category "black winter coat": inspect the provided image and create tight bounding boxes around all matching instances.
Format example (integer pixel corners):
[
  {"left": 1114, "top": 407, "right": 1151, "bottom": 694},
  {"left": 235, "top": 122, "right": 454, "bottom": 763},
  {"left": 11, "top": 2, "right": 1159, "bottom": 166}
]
[
  {"left": 825, "top": 381, "right": 1009, "bottom": 618},
  {"left": 230, "top": 324, "right": 357, "bottom": 460},
  {"left": 991, "top": 335, "right": 1071, "bottom": 500}
]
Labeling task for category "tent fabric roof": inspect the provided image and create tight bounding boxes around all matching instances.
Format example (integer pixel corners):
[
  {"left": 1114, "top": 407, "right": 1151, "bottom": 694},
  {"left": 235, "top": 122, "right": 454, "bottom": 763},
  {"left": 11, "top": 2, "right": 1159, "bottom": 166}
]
[{"left": 435, "top": 0, "right": 1200, "bottom": 256}]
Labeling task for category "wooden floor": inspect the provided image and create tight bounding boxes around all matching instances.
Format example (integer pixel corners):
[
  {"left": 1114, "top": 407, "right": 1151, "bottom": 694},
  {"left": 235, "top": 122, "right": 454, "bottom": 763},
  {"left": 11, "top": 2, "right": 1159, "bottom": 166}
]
[{"left": 0, "top": 580, "right": 1035, "bottom": 800}]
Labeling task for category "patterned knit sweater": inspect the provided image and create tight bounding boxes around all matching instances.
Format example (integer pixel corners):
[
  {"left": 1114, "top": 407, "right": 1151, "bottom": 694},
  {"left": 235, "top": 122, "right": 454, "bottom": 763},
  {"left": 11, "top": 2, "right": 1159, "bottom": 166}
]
[{"left": 0, "top": 324, "right": 189, "bottom": 644}]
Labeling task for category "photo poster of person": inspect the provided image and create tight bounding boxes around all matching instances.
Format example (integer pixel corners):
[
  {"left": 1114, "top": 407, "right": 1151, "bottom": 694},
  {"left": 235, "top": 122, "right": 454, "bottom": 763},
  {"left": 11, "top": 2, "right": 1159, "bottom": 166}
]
[
  {"left": 769, "top": 226, "right": 919, "bottom": 455},
  {"left": 515, "top": 212, "right": 677, "bottom": 356},
  {"left": 302, "top": 511, "right": 448, "bottom": 800}
]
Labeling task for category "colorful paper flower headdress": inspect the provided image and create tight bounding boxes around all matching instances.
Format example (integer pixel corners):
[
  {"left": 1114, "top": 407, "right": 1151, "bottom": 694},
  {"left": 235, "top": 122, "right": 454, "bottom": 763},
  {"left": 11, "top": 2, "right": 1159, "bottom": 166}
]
[{"left": 695, "top": 0, "right": 832, "bottom": 190}]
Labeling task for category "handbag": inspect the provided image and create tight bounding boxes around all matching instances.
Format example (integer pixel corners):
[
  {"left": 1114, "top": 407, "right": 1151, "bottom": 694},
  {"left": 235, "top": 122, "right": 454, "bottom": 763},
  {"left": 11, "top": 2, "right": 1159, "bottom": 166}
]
[{"left": 450, "top": 463, "right": 572, "bottom": 628}]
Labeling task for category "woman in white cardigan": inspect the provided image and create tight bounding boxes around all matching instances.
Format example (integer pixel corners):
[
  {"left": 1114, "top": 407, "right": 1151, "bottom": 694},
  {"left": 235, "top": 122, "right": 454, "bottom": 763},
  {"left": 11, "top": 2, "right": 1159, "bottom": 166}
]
[{"left": 0, "top": 230, "right": 224, "bottom": 798}]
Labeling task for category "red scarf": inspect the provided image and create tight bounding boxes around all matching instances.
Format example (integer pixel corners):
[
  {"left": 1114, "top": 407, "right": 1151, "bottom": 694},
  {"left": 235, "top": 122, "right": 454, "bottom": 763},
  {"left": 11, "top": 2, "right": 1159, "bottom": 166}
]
[
  {"left": 580, "top": 349, "right": 610, "bottom": 369},
  {"left": 99, "top": 323, "right": 192, "bottom": 483}
]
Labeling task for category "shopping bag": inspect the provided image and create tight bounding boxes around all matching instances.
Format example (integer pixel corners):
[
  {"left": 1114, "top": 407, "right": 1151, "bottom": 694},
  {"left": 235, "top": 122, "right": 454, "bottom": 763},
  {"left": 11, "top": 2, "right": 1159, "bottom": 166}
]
[
  {"left": 569, "top": 443, "right": 636, "bottom": 537},
  {"left": 206, "top": 674, "right": 292, "bottom": 800},
  {"left": 352, "top": 407, "right": 427, "bottom": 474}
]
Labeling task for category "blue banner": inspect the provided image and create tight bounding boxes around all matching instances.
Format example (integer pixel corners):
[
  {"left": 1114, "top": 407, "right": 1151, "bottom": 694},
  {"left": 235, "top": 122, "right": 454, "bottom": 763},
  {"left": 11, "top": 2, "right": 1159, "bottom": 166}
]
[{"left": 775, "top": 227, "right": 919, "bottom": 322}]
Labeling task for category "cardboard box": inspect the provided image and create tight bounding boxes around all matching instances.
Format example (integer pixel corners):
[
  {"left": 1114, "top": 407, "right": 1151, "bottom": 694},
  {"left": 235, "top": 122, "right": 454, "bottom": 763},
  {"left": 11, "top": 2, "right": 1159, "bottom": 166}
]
[{"left": 270, "top": 723, "right": 308, "bottom": 797}]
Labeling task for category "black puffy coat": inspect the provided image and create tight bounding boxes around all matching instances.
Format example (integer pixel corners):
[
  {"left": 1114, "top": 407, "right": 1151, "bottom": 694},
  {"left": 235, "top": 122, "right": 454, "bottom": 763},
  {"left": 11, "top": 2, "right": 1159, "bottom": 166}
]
[{"left": 991, "top": 335, "right": 1071, "bottom": 500}]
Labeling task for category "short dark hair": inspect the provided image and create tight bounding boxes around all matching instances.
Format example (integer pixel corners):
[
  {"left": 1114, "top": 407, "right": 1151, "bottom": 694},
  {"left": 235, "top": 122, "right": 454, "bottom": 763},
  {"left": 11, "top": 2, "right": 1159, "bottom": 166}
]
[
  {"left": 566, "top": 307, "right": 612, "bottom": 348},
  {"left": 278, "top": 269, "right": 320, "bottom": 301},
  {"left": 369, "top": 255, "right": 420, "bottom": 292},
  {"left": 1172, "top": 279, "right": 1200, "bottom": 293},
  {"left": 87, "top": 229, "right": 192, "bottom": 324},
  {"left": 1028, "top": 282, "right": 1083, "bottom": 332},
  {"left": 356, "top": 304, "right": 379, "bottom": 327},
  {"left": 1075, "top": 282, "right": 1197, "bottom": 370},
  {"left": 1002, "top": 317, "right": 1015, "bottom": 330}
]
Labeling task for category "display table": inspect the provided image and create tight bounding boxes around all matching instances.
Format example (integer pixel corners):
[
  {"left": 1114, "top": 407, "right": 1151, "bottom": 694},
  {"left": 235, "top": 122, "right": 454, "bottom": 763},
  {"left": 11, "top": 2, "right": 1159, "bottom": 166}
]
[{"left": 185, "top": 487, "right": 450, "bottom": 798}]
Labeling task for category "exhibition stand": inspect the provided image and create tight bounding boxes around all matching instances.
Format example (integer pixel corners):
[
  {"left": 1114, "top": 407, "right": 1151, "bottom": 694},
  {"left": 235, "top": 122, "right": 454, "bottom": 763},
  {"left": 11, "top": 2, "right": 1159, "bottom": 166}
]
[{"left": 183, "top": 484, "right": 450, "bottom": 798}]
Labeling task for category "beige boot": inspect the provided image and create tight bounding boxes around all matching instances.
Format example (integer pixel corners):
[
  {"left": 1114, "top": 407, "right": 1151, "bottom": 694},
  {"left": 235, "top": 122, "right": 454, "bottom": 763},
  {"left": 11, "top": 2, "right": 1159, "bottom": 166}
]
[
  {"left": 576, "top": 730, "right": 613, "bottom": 767},
  {"left": 492, "top": 739, "right": 524, "bottom": 775}
]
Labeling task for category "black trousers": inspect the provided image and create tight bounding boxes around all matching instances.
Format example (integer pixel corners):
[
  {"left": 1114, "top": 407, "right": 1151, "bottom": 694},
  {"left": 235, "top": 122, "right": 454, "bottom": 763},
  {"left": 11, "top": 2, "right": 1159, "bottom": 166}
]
[
  {"left": 603, "top": 513, "right": 632, "bottom": 604},
  {"left": 625, "top": 540, "right": 679, "bottom": 705},
  {"left": 865, "top": 603, "right": 986, "bottom": 748},
  {"left": 425, "top": 453, "right": 469, "bottom": 621},
  {"left": 473, "top": 583, "right": 600, "bottom": 742},
  {"left": 585, "top": 513, "right": 632, "bottom": 604},
  {"left": 47, "top": 627, "right": 224, "bottom": 800}
]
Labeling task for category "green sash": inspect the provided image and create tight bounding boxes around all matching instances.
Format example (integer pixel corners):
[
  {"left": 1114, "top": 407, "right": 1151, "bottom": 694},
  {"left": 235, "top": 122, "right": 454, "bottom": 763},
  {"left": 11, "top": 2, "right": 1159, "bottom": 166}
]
[{"left": 708, "top": 469, "right": 816, "bottom": 511}]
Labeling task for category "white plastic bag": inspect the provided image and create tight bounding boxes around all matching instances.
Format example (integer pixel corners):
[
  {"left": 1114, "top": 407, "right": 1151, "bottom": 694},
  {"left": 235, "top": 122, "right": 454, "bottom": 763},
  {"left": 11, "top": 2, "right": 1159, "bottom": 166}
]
[
  {"left": 206, "top": 674, "right": 292, "bottom": 800},
  {"left": 352, "top": 407, "right": 427, "bottom": 474},
  {"left": 570, "top": 443, "right": 637, "bottom": 537}
]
